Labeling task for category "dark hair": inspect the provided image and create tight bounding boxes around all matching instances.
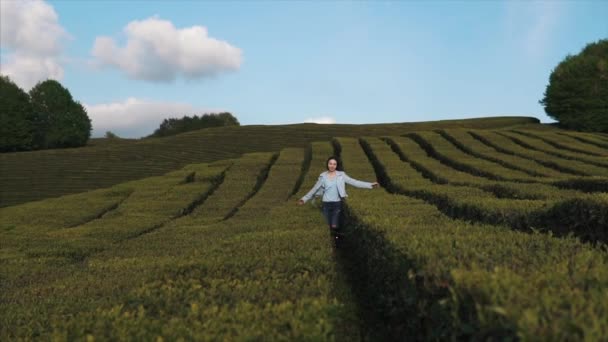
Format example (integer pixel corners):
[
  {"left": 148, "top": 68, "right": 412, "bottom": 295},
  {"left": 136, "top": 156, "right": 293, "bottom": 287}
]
[{"left": 325, "top": 156, "right": 342, "bottom": 171}]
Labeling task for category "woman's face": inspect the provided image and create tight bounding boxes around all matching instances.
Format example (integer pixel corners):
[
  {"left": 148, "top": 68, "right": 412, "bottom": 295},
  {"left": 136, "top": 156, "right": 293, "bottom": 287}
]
[{"left": 327, "top": 159, "right": 337, "bottom": 171}]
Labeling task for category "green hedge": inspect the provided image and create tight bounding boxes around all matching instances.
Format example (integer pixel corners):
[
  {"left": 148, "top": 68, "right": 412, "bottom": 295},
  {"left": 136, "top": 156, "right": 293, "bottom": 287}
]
[
  {"left": 1, "top": 145, "right": 360, "bottom": 340},
  {"left": 360, "top": 137, "right": 608, "bottom": 243},
  {"left": 335, "top": 136, "right": 608, "bottom": 340}
]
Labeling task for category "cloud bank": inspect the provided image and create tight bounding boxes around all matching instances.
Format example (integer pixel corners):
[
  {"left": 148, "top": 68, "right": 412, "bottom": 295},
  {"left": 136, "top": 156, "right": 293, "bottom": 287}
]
[
  {"left": 91, "top": 16, "right": 243, "bottom": 82},
  {"left": 0, "top": 0, "right": 68, "bottom": 90},
  {"left": 304, "top": 116, "right": 337, "bottom": 124},
  {"left": 85, "top": 97, "right": 224, "bottom": 138}
]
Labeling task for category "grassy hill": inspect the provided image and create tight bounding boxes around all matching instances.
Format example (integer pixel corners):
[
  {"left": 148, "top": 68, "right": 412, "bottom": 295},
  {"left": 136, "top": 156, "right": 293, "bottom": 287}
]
[
  {"left": 0, "top": 116, "right": 541, "bottom": 207},
  {"left": 1, "top": 117, "right": 607, "bottom": 340}
]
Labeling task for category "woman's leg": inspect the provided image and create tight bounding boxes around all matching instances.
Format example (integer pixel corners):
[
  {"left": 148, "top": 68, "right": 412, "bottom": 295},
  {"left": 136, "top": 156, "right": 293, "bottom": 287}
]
[
  {"left": 321, "top": 202, "right": 332, "bottom": 226},
  {"left": 329, "top": 202, "right": 341, "bottom": 230}
]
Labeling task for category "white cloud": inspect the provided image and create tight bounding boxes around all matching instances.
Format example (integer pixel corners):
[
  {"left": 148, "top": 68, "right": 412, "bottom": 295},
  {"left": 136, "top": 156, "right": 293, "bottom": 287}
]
[
  {"left": 504, "top": 1, "right": 562, "bottom": 58},
  {"left": 91, "top": 16, "right": 243, "bottom": 82},
  {"left": 85, "top": 98, "right": 225, "bottom": 138},
  {"left": 0, "top": 0, "right": 68, "bottom": 90},
  {"left": 0, "top": 54, "right": 64, "bottom": 90},
  {"left": 524, "top": 2, "right": 561, "bottom": 58},
  {"left": 268, "top": 115, "right": 338, "bottom": 125},
  {"left": 304, "top": 116, "right": 337, "bottom": 124}
]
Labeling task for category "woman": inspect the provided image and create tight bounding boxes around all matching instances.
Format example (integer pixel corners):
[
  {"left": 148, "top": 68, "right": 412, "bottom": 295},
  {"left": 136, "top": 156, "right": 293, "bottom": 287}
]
[{"left": 297, "top": 156, "right": 379, "bottom": 235}]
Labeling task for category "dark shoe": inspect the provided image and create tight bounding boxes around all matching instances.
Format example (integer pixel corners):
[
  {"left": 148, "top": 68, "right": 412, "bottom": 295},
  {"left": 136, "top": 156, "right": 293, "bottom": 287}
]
[{"left": 333, "top": 233, "right": 345, "bottom": 248}]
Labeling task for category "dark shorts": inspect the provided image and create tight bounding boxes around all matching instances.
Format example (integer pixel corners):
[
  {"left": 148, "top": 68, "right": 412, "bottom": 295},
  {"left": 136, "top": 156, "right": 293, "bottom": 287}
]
[{"left": 322, "top": 201, "right": 342, "bottom": 228}]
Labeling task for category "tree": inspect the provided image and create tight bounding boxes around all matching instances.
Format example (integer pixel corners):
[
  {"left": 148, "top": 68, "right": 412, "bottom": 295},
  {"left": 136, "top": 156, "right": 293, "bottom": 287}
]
[
  {"left": 104, "top": 131, "right": 120, "bottom": 139},
  {"left": 0, "top": 75, "right": 37, "bottom": 152},
  {"left": 148, "top": 112, "right": 240, "bottom": 138},
  {"left": 540, "top": 39, "right": 608, "bottom": 132},
  {"left": 29, "top": 80, "right": 92, "bottom": 148}
]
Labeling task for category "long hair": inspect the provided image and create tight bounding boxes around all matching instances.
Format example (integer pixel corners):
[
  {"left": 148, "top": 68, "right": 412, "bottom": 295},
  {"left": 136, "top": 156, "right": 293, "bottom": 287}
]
[{"left": 325, "top": 155, "right": 343, "bottom": 171}]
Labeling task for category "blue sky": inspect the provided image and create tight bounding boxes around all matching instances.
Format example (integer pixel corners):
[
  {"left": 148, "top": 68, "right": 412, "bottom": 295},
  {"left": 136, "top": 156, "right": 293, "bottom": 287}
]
[{"left": 1, "top": 0, "right": 606, "bottom": 137}]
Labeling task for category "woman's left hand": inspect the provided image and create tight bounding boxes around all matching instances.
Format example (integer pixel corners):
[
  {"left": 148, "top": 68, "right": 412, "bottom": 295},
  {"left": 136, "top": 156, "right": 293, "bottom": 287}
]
[{"left": 371, "top": 181, "right": 380, "bottom": 188}]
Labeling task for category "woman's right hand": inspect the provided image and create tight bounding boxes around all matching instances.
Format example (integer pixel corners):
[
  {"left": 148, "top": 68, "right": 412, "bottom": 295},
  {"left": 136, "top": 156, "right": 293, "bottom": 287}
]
[{"left": 297, "top": 199, "right": 305, "bottom": 205}]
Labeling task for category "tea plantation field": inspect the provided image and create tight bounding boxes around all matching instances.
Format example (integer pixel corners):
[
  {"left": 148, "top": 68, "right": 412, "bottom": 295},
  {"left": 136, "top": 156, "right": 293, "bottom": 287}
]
[
  {"left": 0, "top": 116, "right": 540, "bottom": 208},
  {"left": 1, "top": 122, "right": 607, "bottom": 340}
]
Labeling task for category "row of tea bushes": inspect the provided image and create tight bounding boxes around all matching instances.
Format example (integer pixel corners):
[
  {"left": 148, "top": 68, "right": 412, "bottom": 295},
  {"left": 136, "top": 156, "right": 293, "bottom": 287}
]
[
  {"left": 469, "top": 130, "right": 596, "bottom": 177},
  {"left": 1, "top": 116, "right": 535, "bottom": 207},
  {"left": 361, "top": 136, "right": 608, "bottom": 243},
  {"left": 490, "top": 131, "right": 608, "bottom": 177},
  {"left": 49, "top": 145, "right": 359, "bottom": 340},
  {"left": 0, "top": 162, "right": 230, "bottom": 261},
  {"left": 438, "top": 129, "right": 608, "bottom": 193},
  {"left": 436, "top": 129, "right": 572, "bottom": 178},
  {"left": 511, "top": 130, "right": 608, "bottom": 158},
  {"left": 26, "top": 161, "right": 237, "bottom": 261},
  {"left": 385, "top": 136, "right": 586, "bottom": 200},
  {"left": 409, "top": 131, "right": 570, "bottom": 181},
  {"left": 180, "top": 153, "right": 279, "bottom": 225},
  {"left": 335, "top": 136, "right": 608, "bottom": 340},
  {"left": 506, "top": 130, "right": 608, "bottom": 170},
  {"left": 559, "top": 131, "right": 608, "bottom": 149},
  {"left": 0, "top": 161, "right": 234, "bottom": 338},
  {"left": 2, "top": 145, "right": 360, "bottom": 340}
]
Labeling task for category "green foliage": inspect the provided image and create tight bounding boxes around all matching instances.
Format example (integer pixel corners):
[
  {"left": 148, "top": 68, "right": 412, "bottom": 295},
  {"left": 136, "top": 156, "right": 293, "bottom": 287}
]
[
  {"left": 384, "top": 135, "right": 583, "bottom": 200},
  {"left": 540, "top": 39, "right": 608, "bottom": 132},
  {"left": 562, "top": 131, "right": 608, "bottom": 149},
  {"left": 29, "top": 79, "right": 92, "bottom": 148},
  {"left": 510, "top": 129, "right": 608, "bottom": 164},
  {"left": 0, "top": 146, "right": 359, "bottom": 340},
  {"left": 435, "top": 129, "right": 570, "bottom": 178},
  {"left": 0, "top": 116, "right": 545, "bottom": 207},
  {"left": 148, "top": 112, "right": 240, "bottom": 138},
  {"left": 471, "top": 130, "right": 608, "bottom": 178},
  {"left": 104, "top": 131, "right": 120, "bottom": 139},
  {"left": 2, "top": 128, "right": 608, "bottom": 339},
  {"left": 180, "top": 153, "right": 277, "bottom": 225},
  {"left": 361, "top": 135, "right": 608, "bottom": 243},
  {"left": 336, "top": 136, "right": 608, "bottom": 340},
  {"left": 0, "top": 76, "right": 36, "bottom": 151},
  {"left": 497, "top": 130, "right": 608, "bottom": 176}
]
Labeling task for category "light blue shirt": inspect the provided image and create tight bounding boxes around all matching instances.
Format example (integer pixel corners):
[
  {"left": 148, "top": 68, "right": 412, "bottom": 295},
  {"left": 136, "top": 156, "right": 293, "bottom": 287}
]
[
  {"left": 300, "top": 170, "right": 374, "bottom": 203},
  {"left": 322, "top": 175, "right": 341, "bottom": 202}
]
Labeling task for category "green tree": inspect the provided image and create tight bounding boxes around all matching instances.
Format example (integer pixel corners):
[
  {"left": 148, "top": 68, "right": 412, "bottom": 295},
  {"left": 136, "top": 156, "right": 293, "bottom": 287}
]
[
  {"left": 0, "top": 75, "right": 37, "bottom": 152},
  {"left": 29, "top": 80, "right": 92, "bottom": 148},
  {"left": 540, "top": 39, "right": 608, "bottom": 132},
  {"left": 104, "top": 131, "right": 120, "bottom": 139},
  {"left": 148, "top": 112, "right": 240, "bottom": 138}
]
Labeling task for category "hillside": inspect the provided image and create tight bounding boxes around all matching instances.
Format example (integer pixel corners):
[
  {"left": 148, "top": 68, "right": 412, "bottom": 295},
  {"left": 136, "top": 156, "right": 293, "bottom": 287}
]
[
  {"left": 1, "top": 123, "right": 607, "bottom": 340},
  {"left": 0, "top": 116, "right": 541, "bottom": 207}
]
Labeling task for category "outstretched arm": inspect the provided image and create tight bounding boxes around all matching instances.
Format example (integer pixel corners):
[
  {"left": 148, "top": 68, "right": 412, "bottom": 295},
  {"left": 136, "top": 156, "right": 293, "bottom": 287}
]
[
  {"left": 298, "top": 175, "right": 323, "bottom": 204},
  {"left": 343, "top": 173, "right": 377, "bottom": 189}
]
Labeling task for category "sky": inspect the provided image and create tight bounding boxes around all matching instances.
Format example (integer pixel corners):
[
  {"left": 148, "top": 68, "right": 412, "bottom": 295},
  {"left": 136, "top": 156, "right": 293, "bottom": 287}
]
[{"left": 1, "top": 0, "right": 606, "bottom": 138}]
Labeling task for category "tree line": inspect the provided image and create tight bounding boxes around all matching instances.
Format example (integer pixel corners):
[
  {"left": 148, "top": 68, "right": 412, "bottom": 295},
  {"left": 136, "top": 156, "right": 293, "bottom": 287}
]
[
  {"left": 146, "top": 112, "right": 240, "bottom": 138},
  {"left": 0, "top": 75, "right": 240, "bottom": 152},
  {"left": 540, "top": 39, "right": 607, "bottom": 132},
  {"left": 0, "top": 76, "right": 92, "bottom": 152}
]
